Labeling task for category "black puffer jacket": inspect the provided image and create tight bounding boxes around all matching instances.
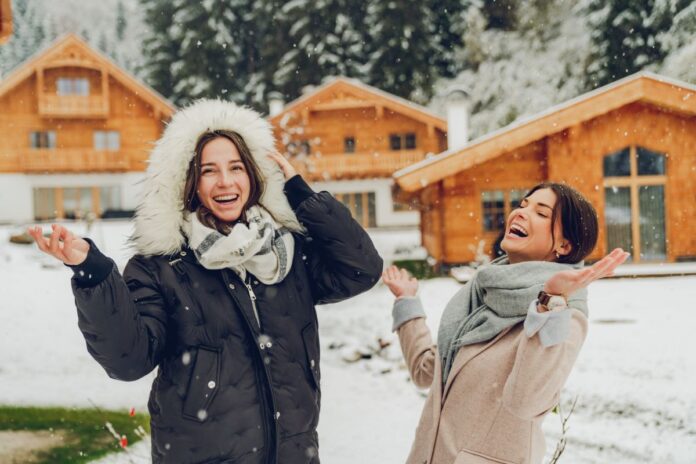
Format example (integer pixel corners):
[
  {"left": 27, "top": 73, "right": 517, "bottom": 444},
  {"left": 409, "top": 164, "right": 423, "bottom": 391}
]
[{"left": 70, "top": 176, "right": 383, "bottom": 463}]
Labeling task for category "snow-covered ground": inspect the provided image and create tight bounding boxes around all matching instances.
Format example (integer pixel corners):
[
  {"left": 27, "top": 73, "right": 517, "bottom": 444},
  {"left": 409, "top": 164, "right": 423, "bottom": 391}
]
[{"left": 1, "top": 220, "right": 695, "bottom": 463}]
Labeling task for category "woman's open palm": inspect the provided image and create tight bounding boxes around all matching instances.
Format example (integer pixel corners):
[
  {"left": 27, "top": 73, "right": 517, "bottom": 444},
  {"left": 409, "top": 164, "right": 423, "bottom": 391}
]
[
  {"left": 27, "top": 224, "right": 90, "bottom": 266},
  {"left": 544, "top": 247, "right": 630, "bottom": 298}
]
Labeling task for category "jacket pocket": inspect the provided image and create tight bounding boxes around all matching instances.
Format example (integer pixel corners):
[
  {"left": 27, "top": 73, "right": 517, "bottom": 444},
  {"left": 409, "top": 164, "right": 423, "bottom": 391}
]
[
  {"left": 182, "top": 346, "right": 221, "bottom": 422},
  {"left": 301, "top": 323, "right": 320, "bottom": 389},
  {"left": 454, "top": 448, "right": 518, "bottom": 464}
]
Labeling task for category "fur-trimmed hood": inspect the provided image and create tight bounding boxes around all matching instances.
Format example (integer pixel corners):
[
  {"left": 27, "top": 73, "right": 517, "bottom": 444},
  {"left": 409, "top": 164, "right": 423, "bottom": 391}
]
[{"left": 130, "top": 99, "right": 302, "bottom": 257}]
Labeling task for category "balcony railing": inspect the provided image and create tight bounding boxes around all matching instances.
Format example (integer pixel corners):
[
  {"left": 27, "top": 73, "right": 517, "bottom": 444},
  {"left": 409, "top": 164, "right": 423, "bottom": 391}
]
[
  {"left": 20, "top": 149, "right": 128, "bottom": 172},
  {"left": 38, "top": 94, "right": 109, "bottom": 118},
  {"left": 291, "top": 150, "right": 428, "bottom": 181}
]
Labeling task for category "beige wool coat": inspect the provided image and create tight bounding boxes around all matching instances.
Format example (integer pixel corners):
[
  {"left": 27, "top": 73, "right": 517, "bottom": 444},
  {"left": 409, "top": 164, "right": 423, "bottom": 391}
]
[{"left": 398, "top": 309, "right": 588, "bottom": 464}]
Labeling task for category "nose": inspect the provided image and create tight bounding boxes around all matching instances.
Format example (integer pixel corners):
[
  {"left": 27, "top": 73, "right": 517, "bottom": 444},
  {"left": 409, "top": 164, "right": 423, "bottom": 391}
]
[{"left": 216, "top": 169, "right": 235, "bottom": 187}]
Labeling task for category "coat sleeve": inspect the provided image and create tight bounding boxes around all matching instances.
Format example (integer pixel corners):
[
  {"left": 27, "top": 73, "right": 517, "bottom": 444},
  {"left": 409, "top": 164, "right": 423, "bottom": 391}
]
[
  {"left": 70, "top": 246, "right": 169, "bottom": 382},
  {"left": 284, "top": 175, "right": 383, "bottom": 305},
  {"left": 396, "top": 317, "right": 437, "bottom": 389},
  {"left": 502, "top": 305, "right": 588, "bottom": 419}
]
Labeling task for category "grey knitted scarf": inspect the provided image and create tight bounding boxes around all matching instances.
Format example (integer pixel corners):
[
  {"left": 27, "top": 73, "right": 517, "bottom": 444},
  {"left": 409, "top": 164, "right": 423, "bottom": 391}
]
[{"left": 437, "top": 256, "right": 588, "bottom": 383}]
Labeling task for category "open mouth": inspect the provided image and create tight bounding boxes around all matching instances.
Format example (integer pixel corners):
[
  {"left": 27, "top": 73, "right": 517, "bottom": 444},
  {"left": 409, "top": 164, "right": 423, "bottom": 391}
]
[
  {"left": 213, "top": 194, "right": 240, "bottom": 205},
  {"left": 508, "top": 223, "right": 528, "bottom": 238}
]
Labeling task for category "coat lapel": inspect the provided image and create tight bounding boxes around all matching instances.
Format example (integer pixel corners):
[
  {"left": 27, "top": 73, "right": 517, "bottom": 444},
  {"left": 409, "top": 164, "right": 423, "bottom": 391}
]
[{"left": 441, "top": 327, "right": 513, "bottom": 402}]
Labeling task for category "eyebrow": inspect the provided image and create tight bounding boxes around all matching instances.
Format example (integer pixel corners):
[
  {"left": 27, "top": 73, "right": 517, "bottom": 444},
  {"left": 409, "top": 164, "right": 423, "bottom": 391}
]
[
  {"left": 201, "top": 160, "right": 244, "bottom": 167},
  {"left": 521, "top": 198, "right": 553, "bottom": 210}
]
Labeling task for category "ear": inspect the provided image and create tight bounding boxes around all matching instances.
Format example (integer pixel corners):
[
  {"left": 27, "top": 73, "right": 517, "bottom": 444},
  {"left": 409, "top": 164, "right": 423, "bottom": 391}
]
[{"left": 556, "top": 239, "right": 573, "bottom": 257}]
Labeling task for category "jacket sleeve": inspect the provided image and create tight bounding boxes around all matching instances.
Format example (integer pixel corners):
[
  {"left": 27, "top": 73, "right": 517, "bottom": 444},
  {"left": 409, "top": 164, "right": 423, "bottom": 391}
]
[
  {"left": 70, "top": 245, "right": 168, "bottom": 382},
  {"left": 502, "top": 304, "right": 588, "bottom": 419},
  {"left": 284, "top": 175, "right": 383, "bottom": 305}
]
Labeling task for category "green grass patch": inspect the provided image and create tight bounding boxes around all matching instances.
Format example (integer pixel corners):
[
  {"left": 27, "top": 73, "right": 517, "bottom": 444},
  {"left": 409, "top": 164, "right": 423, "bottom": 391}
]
[
  {"left": 392, "top": 259, "right": 443, "bottom": 280},
  {"left": 0, "top": 405, "right": 150, "bottom": 464}
]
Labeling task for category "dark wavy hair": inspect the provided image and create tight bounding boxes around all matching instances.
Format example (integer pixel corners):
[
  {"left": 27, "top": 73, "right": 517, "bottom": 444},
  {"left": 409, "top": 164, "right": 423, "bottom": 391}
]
[
  {"left": 182, "top": 130, "right": 265, "bottom": 235},
  {"left": 522, "top": 182, "right": 599, "bottom": 264}
]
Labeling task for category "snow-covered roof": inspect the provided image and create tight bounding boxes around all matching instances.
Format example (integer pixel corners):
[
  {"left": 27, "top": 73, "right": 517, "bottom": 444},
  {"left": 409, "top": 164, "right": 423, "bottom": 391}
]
[
  {"left": 269, "top": 76, "right": 447, "bottom": 131},
  {"left": 394, "top": 71, "right": 696, "bottom": 193},
  {"left": 0, "top": 33, "right": 175, "bottom": 116}
]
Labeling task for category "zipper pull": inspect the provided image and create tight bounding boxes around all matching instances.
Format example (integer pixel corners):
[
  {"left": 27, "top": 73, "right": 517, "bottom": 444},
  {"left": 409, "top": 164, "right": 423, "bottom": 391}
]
[{"left": 245, "top": 281, "right": 257, "bottom": 301}]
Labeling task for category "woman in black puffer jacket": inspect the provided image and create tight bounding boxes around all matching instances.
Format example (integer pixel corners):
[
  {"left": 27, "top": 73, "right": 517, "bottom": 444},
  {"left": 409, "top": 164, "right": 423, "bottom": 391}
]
[{"left": 29, "top": 100, "right": 383, "bottom": 464}]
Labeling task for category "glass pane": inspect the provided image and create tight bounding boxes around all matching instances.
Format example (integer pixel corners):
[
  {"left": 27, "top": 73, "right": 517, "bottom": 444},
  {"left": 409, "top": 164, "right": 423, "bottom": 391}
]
[
  {"left": 604, "top": 186, "right": 633, "bottom": 261},
  {"left": 482, "top": 190, "right": 505, "bottom": 232},
  {"left": 99, "top": 186, "right": 122, "bottom": 214},
  {"left": 344, "top": 137, "right": 355, "bottom": 153},
  {"left": 639, "top": 185, "right": 666, "bottom": 261},
  {"left": 63, "top": 187, "right": 93, "bottom": 219},
  {"left": 405, "top": 133, "right": 416, "bottom": 149},
  {"left": 389, "top": 134, "right": 401, "bottom": 150},
  {"left": 57, "top": 78, "right": 69, "bottom": 96},
  {"left": 33, "top": 188, "right": 56, "bottom": 220},
  {"left": 603, "top": 148, "right": 630, "bottom": 177},
  {"left": 76, "top": 78, "right": 90, "bottom": 96},
  {"left": 368, "top": 192, "right": 377, "bottom": 228},
  {"left": 94, "top": 131, "right": 105, "bottom": 150},
  {"left": 108, "top": 131, "right": 121, "bottom": 150},
  {"left": 354, "top": 193, "right": 364, "bottom": 225},
  {"left": 636, "top": 147, "right": 666, "bottom": 176},
  {"left": 47, "top": 132, "right": 56, "bottom": 148},
  {"left": 509, "top": 189, "right": 526, "bottom": 209}
]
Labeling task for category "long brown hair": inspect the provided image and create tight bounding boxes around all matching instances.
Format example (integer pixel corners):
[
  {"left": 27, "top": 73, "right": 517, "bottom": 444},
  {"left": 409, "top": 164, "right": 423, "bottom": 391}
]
[
  {"left": 522, "top": 182, "right": 599, "bottom": 264},
  {"left": 182, "top": 130, "right": 265, "bottom": 235}
]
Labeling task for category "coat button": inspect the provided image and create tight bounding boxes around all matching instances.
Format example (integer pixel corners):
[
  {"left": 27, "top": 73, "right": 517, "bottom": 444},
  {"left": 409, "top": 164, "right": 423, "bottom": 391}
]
[
  {"left": 259, "top": 343, "right": 265, "bottom": 350},
  {"left": 266, "top": 342, "right": 273, "bottom": 349},
  {"left": 253, "top": 280, "right": 259, "bottom": 285},
  {"left": 310, "top": 359, "right": 315, "bottom": 368},
  {"left": 228, "top": 283, "right": 235, "bottom": 290},
  {"left": 207, "top": 380, "right": 216, "bottom": 389},
  {"left": 180, "top": 251, "right": 187, "bottom": 256}
]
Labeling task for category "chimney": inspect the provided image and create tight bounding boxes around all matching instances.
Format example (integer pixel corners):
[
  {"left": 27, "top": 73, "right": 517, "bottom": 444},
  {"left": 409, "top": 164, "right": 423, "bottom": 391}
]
[
  {"left": 268, "top": 91, "right": 284, "bottom": 117},
  {"left": 444, "top": 88, "right": 470, "bottom": 151}
]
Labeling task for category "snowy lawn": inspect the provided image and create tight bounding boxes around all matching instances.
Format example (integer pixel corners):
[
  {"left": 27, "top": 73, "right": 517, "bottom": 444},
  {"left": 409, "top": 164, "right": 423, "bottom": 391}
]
[{"left": 1, "top": 221, "right": 694, "bottom": 463}]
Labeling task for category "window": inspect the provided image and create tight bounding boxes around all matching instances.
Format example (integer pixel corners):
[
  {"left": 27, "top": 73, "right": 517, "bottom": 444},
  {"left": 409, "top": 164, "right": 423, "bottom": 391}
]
[
  {"left": 33, "top": 188, "right": 57, "bottom": 220},
  {"left": 99, "top": 186, "right": 122, "bottom": 214},
  {"left": 30, "top": 131, "right": 56, "bottom": 149},
  {"left": 344, "top": 136, "right": 356, "bottom": 153},
  {"left": 334, "top": 192, "right": 377, "bottom": 228},
  {"left": 481, "top": 190, "right": 506, "bottom": 232},
  {"left": 94, "top": 131, "right": 121, "bottom": 151},
  {"left": 57, "top": 78, "right": 90, "bottom": 96},
  {"left": 389, "top": 132, "right": 417, "bottom": 151},
  {"left": 481, "top": 188, "right": 530, "bottom": 234}
]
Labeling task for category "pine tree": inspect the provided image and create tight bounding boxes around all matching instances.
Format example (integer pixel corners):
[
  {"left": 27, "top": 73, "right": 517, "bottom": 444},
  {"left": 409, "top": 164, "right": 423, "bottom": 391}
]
[
  {"left": 365, "top": 0, "right": 439, "bottom": 102},
  {"left": 273, "top": 0, "right": 370, "bottom": 102},
  {"left": 115, "top": 0, "right": 127, "bottom": 42},
  {"left": 482, "top": 0, "right": 519, "bottom": 31},
  {"left": 140, "top": 0, "right": 180, "bottom": 101},
  {"left": 428, "top": 0, "right": 467, "bottom": 78},
  {"left": 585, "top": 0, "right": 674, "bottom": 89},
  {"left": 0, "top": 0, "right": 48, "bottom": 76}
]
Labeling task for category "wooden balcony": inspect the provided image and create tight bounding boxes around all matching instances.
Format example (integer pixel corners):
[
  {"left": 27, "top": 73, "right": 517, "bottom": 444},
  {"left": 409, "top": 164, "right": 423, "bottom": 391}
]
[
  {"left": 20, "top": 149, "right": 129, "bottom": 173},
  {"left": 38, "top": 94, "right": 109, "bottom": 118},
  {"left": 291, "top": 150, "right": 428, "bottom": 181}
]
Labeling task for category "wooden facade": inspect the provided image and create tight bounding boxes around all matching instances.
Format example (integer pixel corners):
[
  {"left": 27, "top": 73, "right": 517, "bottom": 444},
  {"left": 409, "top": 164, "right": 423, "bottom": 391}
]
[
  {"left": 0, "top": 34, "right": 174, "bottom": 220},
  {"left": 395, "top": 73, "right": 696, "bottom": 264},
  {"left": 268, "top": 78, "right": 447, "bottom": 229},
  {"left": 269, "top": 78, "right": 447, "bottom": 182},
  {"left": 0, "top": 0, "right": 11, "bottom": 44}
]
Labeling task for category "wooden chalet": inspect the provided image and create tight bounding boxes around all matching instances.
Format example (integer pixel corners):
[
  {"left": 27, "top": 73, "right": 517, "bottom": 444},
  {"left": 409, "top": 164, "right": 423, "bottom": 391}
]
[
  {"left": 394, "top": 72, "right": 696, "bottom": 264},
  {"left": 0, "top": 0, "right": 10, "bottom": 44},
  {"left": 0, "top": 33, "right": 174, "bottom": 223},
  {"left": 269, "top": 77, "right": 447, "bottom": 228}
]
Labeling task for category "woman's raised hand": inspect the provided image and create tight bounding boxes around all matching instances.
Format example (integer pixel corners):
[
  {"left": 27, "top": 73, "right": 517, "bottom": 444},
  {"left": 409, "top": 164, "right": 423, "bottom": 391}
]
[
  {"left": 543, "top": 248, "right": 630, "bottom": 298},
  {"left": 382, "top": 265, "right": 419, "bottom": 299},
  {"left": 27, "top": 224, "right": 90, "bottom": 266},
  {"left": 267, "top": 151, "right": 298, "bottom": 180}
]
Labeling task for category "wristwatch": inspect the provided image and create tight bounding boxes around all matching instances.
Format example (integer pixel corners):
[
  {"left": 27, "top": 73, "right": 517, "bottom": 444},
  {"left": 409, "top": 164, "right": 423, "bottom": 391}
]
[{"left": 537, "top": 291, "right": 567, "bottom": 312}]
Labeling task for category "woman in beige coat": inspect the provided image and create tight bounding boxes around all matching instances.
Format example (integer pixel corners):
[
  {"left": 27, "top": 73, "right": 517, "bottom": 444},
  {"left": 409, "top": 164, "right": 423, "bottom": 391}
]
[{"left": 383, "top": 183, "right": 629, "bottom": 464}]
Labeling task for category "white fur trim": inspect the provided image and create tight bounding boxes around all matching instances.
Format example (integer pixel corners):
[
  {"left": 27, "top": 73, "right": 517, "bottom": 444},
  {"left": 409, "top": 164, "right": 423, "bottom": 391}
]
[{"left": 130, "top": 99, "right": 303, "bottom": 257}]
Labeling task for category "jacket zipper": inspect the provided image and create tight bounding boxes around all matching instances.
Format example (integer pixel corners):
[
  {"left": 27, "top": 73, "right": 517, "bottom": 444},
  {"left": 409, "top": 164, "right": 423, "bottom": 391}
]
[
  {"left": 245, "top": 276, "right": 261, "bottom": 330},
  {"left": 224, "top": 271, "right": 278, "bottom": 463}
]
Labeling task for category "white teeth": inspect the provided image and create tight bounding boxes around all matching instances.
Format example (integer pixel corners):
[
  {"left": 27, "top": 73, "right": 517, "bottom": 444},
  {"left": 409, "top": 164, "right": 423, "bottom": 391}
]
[
  {"left": 510, "top": 223, "right": 528, "bottom": 236},
  {"left": 214, "top": 194, "right": 239, "bottom": 201}
]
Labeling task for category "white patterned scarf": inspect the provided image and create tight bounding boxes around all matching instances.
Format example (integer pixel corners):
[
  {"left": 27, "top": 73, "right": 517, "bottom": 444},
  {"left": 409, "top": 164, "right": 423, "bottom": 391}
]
[{"left": 186, "top": 205, "right": 294, "bottom": 284}]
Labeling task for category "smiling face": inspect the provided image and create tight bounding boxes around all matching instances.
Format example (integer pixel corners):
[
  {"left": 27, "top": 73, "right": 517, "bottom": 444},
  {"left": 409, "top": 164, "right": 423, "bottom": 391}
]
[
  {"left": 500, "top": 188, "right": 572, "bottom": 264},
  {"left": 196, "top": 136, "right": 251, "bottom": 224}
]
